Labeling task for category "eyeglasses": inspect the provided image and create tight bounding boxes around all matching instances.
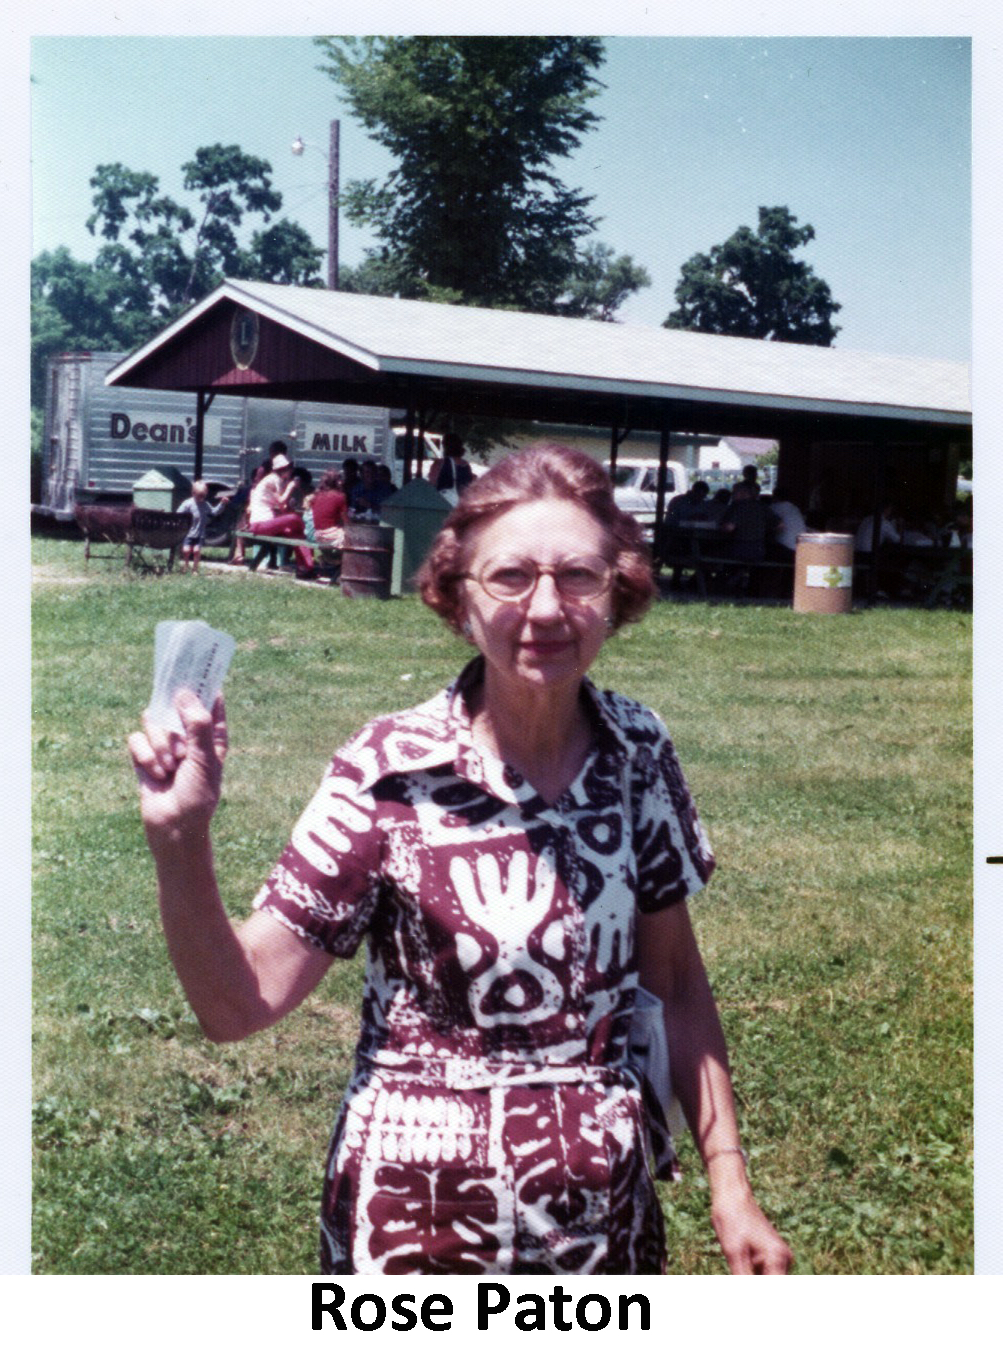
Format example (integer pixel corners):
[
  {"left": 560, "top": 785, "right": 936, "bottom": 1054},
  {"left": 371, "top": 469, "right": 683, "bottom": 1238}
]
[{"left": 464, "top": 555, "right": 613, "bottom": 603}]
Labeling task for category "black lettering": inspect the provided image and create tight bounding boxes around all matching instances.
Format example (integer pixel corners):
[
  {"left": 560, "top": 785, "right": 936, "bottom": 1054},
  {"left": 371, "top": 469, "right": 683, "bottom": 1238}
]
[
  {"left": 548, "top": 1287, "right": 574, "bottom": 1332},
  {"left": 149, "top": 422, "right": 168, "bottom": 442},
  {"left": 352, "top": 435, "right": 368, "bottom": 452},
  {"left": 478, "top": 1283, "right": 509, "bottom": 1330},
  {"left": 351, "top": 1294, "right": 386, "bottom": 1331},
  {"left": 110, "top": 413, "right": 131, "bottom": 440},
  {"left": 170, "top": 424, "right": 185, "bottom": 443},
  {"left": 187, "top": 424, "right": 197, "bottom": 444},
  {"left": 312, "top": 1283, "right": 347, "bottom": 1329},
  {"left": 132, "top": 422, "right": 148, "bottom": 442},
  {"left": 421, "top": 1295, "right": 453, "bottom": 1331},
  {"left": 312, "top": 433, "right": 331, "bottom": 452},
  {"left": 618, "top": 1294, "right": 650, "bottom": 1331},
  {"left": 514, "top": 1294, "right": 545, "bottom": 1332},
  {"left": 390, "top": 1295, "right": 417, "bottom": 1332},
  {"left": 576, "top": 1296, "right": 611, "bottom": 1333}
]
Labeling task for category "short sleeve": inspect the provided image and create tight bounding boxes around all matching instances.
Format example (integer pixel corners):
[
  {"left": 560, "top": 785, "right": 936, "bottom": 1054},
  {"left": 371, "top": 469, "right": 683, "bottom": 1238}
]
[
  {"left": 252, "top": 750, "right": 384, "bottom": 957},
  {"left": 632, "top": 722, "right": 716, "bottom": 913}
]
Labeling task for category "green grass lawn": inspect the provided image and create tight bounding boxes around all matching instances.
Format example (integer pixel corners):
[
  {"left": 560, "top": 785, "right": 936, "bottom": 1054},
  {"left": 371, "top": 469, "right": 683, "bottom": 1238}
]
[{"left": 31, "top": 535, "right": 972, "bottom": 1274}]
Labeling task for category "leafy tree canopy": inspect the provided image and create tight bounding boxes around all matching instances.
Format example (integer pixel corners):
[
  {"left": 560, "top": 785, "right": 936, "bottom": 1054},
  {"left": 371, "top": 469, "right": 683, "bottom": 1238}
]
[
  {"left": 664, "top": 206, "right": 841, "bottom": 346},
  {"left": 560, "top": 242, "right": 651, "bottom": 322},
  {"left": 31, "top": 144, "right": 325, "bottom": 407},
  {"left": 85, "top": 144, "right": 323, "bottom": 310},
  {"left": 317, "top": 36, "right": 645, "bottom": 317}
]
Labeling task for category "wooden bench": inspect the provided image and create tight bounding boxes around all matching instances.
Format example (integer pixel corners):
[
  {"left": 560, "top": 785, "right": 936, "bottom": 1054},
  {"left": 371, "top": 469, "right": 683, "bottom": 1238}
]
[
  {"left": 856, "top": 543, "right": 971, "bottom": 607},
  {"left": 655, "top": 525, "right": 793, "bottom": 599},
  {"left": 230, "top": 530, "right": 342, "bottom": 573}
]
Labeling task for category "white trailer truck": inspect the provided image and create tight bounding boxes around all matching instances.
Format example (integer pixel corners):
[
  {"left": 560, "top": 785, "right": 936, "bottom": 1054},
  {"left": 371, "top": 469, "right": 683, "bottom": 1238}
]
[{"left": 37, "top": 350, "right": 396, "bottom": 521}]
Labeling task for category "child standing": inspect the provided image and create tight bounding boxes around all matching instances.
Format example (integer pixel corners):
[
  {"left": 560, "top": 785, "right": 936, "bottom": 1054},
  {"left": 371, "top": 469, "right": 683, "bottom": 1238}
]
[{"left": 177, "top": 480, "right": 225, "bottom": 574}]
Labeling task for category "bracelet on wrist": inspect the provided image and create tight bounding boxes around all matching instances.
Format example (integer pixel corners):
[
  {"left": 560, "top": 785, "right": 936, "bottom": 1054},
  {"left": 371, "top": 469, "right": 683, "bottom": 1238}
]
[{"left": 704, "top": 1145, "right": 749, "bottom": 1167}]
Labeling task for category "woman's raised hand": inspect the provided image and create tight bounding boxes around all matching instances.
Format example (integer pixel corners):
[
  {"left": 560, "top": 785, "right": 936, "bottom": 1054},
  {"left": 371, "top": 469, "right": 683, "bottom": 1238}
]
[{"left": 128, "top": 690, "right": 228, "bottom": 849}]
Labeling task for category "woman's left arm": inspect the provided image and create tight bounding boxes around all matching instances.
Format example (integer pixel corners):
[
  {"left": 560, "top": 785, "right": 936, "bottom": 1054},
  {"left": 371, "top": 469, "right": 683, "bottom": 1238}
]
[{"left": 638, "top": 901, "right": 793, "bottom": 1275}]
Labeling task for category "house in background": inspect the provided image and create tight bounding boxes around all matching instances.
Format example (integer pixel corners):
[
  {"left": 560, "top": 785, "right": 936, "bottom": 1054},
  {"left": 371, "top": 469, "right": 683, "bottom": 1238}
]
[{"left": 699, "top": 435, "right": 777, "bottom": 473}]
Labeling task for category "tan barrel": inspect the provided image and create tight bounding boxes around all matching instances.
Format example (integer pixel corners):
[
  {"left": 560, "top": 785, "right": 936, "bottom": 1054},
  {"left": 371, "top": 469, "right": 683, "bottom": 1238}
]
[
  {"left": 793, "top": 532, "right": 855, "bottom": 614},
  {"left": 340, "top": 522, "right": 395, "bottom": 599}
]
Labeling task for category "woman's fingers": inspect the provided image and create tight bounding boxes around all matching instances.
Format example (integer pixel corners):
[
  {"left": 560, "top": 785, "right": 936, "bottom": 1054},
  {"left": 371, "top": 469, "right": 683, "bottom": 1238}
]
[
  {"left": 175, "top": 690, "right": 229, "bottom": 768},
  {"left": 713, "top": 1194, "right": 793, "bottom": 1276},
  {"left": 140, "top": 709, "right": 186, "bottom": 772},
  {"left": 130, "top": 690, "right": 224, "bottom": 785},
  {"left": 130, "top": 720, "right": 183, "bottom": 782},
  {"left": 210, "top": 694, "right": 228, "bottom": 763},
  {"left": 127, "top": 728, "right": 166, "bottom": 781}
]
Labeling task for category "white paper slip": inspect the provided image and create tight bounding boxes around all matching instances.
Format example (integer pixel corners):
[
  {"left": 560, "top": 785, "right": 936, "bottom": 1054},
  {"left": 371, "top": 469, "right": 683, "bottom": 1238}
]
[{"left": 146, "top": 619, "right": 235, "bottom": 734}]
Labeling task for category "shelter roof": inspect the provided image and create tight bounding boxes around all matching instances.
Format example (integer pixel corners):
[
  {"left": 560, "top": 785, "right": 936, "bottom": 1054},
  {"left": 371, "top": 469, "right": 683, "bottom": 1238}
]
[{"left": 107, "top": 279, "right": 970, "bottom": 434}]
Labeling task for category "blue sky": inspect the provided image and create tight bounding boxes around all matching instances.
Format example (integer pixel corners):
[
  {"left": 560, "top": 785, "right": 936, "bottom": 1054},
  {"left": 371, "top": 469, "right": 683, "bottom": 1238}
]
[{"left": 30, "top": 32, "right": 971, "bottom": 362}]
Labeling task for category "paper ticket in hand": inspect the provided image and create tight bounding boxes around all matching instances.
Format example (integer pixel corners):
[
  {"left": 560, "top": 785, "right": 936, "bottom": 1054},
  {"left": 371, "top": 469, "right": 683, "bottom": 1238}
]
[{"left": 147, "top": 620, "right": 235, "bottom": 734}]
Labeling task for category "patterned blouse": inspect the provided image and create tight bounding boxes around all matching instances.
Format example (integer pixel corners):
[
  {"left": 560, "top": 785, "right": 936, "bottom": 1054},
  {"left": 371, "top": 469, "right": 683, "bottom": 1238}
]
[{"left": 254, "top": 657, "right": 715, "bottom": 1275}]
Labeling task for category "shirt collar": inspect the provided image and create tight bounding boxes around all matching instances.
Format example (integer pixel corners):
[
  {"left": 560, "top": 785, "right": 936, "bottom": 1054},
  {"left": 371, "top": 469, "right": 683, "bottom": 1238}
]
[
  {"left": 450, "top": 655, "right": 629, "bottom": 757},
  {"left": 347, "top": 655, "right": 632, "bottom": 799}
]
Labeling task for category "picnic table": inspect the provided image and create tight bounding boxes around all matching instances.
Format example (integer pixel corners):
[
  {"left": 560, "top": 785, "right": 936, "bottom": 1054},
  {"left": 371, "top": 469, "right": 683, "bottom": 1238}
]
[
  {"left": 874, "top": 542, "right": 973, "bottom": 607},
  {"left": 655, "top": 522, "right": 794, "bottom": 599}
]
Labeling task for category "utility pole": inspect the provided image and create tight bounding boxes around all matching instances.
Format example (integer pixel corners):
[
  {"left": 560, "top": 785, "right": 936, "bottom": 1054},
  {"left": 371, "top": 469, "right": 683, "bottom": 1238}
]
[
  {"left": 292, "top": 120, "right": 339, "bottom": 290},
  {"left": 328, "top": 119, "right": 339, "bottom": 291}
]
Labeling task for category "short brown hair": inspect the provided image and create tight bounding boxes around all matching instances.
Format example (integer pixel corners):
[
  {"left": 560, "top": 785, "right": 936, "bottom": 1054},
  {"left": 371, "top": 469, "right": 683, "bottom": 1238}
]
[{"left": 416, "top": 441, "right": 655, "bottom": 635}]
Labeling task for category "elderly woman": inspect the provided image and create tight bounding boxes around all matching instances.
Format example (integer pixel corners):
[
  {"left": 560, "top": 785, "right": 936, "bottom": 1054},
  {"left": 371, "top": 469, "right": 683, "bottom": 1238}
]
[{"left": 128, "top": 443, "right": 790, "bottom": 1276}]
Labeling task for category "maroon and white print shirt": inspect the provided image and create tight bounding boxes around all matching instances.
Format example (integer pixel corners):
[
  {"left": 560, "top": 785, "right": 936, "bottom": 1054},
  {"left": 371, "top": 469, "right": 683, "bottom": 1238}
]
[{"left": 254, "top": 658, "right": 715, "bottom": 1274}]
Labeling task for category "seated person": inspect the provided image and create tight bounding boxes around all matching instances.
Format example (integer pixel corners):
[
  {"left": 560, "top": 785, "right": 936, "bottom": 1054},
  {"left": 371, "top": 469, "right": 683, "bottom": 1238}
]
[
  {"left": 281, "top": 466, "right": 313, "bottom": 516},
  {"left": 666, "top": 479, "right": 712, "bottom": 525},
  {"left": 311, "top": 469, "right": 349, "bottom": 548},
  {"left": 350, "top": 460, "right": 396, "bottom": 516},
  {"left": 707, "top": 487, "right": 732, "bottom": 524},
  {"left": 950, "top": 499, "right": 973, "bottom": 548},
  {"left": 900, "top": 514, "right": 936, "bottom": 547},
  {"left": 721, "top": 482, "right": 768, "bottom": 562},
  {"left": 247, "top": 451, "right": 316, "bottom": 579},
  {"left": 230, "top": 463, "right": 268, "bottom": 565},
  {"left": 341, "top": 458, "right": 361, "bottom": 503},
  {"left": 768, "top": 487, "right": 809, "bottom": 555},
  {"left": 854, "top": 502, "right": 902, "bottom": 553}
]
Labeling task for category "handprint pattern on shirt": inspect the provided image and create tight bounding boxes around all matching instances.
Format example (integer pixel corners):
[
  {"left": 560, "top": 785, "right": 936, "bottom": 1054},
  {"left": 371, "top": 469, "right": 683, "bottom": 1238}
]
[{"left": 255, "top": 662, "right": 715, "bottom": 1275}]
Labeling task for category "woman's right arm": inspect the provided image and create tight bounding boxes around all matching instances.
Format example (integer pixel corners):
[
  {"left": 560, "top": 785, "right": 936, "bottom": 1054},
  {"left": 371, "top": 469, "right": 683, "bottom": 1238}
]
[{"left": 128, "top": 689, "right": 333, "bottom": 1042}]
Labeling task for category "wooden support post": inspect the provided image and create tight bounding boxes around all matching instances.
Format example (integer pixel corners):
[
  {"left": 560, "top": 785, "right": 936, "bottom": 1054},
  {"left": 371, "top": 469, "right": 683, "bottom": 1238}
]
[
  {"left": 403, "top": 405, "right": 415, "bottom": 485},
  {"left": 656, "top": 409, "right": 672, "bottom": 532},
  {"left": 417, "top": 409, "right": 428, "bottom": 479},
  {"left": 194, "top": 390, "right": 216, "bottom": 482}
]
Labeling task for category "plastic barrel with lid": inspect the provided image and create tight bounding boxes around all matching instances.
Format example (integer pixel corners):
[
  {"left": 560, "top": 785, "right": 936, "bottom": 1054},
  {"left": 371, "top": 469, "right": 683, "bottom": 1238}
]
[
  {"left": 793, "top": 532, "right": 855, "bottom": 614},
  {"left": 340, "top": 521, "right": 395, "bottom": 599}
]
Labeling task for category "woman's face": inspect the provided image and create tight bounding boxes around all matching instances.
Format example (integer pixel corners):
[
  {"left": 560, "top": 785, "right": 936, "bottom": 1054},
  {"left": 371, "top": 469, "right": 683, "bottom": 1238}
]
[{"left": 459, "top": 497, "right": 614, "bottom": 699}]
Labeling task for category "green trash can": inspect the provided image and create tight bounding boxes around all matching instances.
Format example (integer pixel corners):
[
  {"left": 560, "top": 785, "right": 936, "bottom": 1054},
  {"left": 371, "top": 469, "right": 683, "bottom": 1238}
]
[
  {"left": 132, "top": 466, "right": 191, "bottom": 513},
  {"left": 380, "top": 478, "right": 452, "bottom": 596}
]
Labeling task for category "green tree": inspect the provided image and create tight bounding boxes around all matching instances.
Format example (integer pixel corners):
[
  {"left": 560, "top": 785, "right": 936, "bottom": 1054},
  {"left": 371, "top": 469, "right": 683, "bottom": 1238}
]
[
  {"left": 665, "top": 206, "right": 841, "bottom": 346},
  {"left": 317, "top": 36, "right": 645, "bottom": 315},
  {"left": 561, "top": 241, "right": 650, "bottom": 321},
  {"left": 31, "top": 144, "right": 325, "bottom": 409},
  {"left": 30, "top": 246, "right": 147, "bottom": 408},
  {"left": 86, "top": 144, "right": 324, "bottom": 312}
]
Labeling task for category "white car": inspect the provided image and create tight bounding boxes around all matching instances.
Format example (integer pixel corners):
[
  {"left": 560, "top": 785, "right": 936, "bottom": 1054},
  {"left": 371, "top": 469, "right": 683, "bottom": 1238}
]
[{"left": 608, "top": 459, "right": 690, "bottom": 532}]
